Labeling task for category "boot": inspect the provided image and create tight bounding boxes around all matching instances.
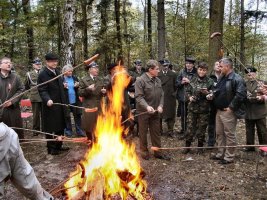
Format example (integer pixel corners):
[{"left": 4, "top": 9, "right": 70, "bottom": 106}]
[
  {"left": 197, "top": 141, "right": 204, "bottom": 154},
  {"left": 182, "top": 141, "right": 191, "bottom": 154}
]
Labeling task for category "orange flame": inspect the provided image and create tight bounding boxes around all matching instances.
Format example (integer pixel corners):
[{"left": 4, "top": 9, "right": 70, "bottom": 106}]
[{"left": 65, "top": 65, "right": 147, "bottom": 199}]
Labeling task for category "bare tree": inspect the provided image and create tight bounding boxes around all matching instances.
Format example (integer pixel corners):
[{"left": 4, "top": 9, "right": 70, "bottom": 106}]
[
  {"left": 147, "top": 0, "right": 152, "bottom": 58},
  {"left": 157, "top": 0, "right": 166, "bottom": 60},
  {"left": 240, "top": 0, "right": 245, "bottom": 66},
  {"left": 115, "top": 0, "right": 123, "bottom": 59},
  {"left": 62, "top": 0, "right": 76, "bottom": 65}
]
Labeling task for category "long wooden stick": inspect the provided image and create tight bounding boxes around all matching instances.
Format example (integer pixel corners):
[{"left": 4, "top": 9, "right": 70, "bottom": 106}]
[
  {"left": 0, "top": 54, "right": 99, "bottom": 108},
  {"left": 151, "top": 144, "right": 267, "bottom": 151},
  {"left": 52, "top": 103, "right": 98, "bottom": 113}
]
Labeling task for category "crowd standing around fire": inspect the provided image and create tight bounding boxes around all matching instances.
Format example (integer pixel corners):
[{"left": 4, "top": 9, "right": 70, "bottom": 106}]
[{"left": 0, "top": 53, "right": 267, "bottom": 199}]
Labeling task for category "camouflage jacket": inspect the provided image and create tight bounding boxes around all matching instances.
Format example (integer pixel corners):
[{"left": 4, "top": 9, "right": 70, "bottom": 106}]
[{"left": 186, "top": 76, "right": 214, "bottom": 113}]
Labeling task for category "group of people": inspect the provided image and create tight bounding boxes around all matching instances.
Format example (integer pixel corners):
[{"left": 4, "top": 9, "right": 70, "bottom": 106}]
[{"left": 1, "top": 54, "right": 267, "bottom": 199}]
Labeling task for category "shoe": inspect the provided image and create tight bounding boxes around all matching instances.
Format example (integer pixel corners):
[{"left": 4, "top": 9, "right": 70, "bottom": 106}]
[
  {"left": 210, "top": 155, "right": 223, "bottom": 160},
  {"left": 154, "top": 154, "right": 171, "bottom": 161},
  {"left": 48, "top": 149, "right": 61, "bottom": 155},
  {"left": 241, "top": 147, "right": 255, "bottom": 152},
  {"left": 218, "top": 159, "right": 233, "bottom": 165},
  {"left": 59, "top": 146, "right": 70, "bottom": 151},
  {"left": 141, "top": 152, "right": 150, "bottom": 160}
]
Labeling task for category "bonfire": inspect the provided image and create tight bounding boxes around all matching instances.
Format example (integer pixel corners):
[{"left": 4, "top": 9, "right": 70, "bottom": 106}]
[{"left": 64, "top": 65, "right": 148, "bottom": 200}]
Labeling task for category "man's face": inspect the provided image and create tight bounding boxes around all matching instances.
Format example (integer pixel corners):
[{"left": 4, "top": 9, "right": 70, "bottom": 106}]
[
  {"left": 135, "top": 64, "right": 142, "bottom": 71},
  {"left": 197, "top": 67, "right": 208, "bottom": 77},
  {"left": 185, "top": 61, "right": 194, "bottom": 70},
  {"left": 163, "top": 65, "right": 169, "bottom": 71},
  {"left": 247, "top": 72, "right": 256, "bottom": 80},
  {"left": 33, "top": 63, "right": 42, "bottom": 71},
  {"left": 219, "top": 62, "right": 230, "bottom": 75},
  {"left": 0, "top": 58, "right": 12, "bottom": 72},
  {"left": 214, "top": 61, "right": 221, "bottom": 73},
  {"left": 46, "top": 60, "right": 58, "bottom": 69},
  {"left": 89, "top": 67, "right": 99, "bottom": 76},
  {"left": 149, "top": 65, "right": 160, "bottom": 77}
]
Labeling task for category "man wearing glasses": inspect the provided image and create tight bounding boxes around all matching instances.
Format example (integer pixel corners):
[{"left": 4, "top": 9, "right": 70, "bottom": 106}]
[
  {"left": 25, "top": 58, "right": 43, "bottom": 135},
  {"left": 0, "top": 57, "right": 24, "bottom": 139}
]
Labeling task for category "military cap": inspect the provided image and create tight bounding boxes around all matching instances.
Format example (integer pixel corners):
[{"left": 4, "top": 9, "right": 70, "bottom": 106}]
[
  {"left": 107, "top": 63, "right": 117, "bottom": 71},
  {"left": 134, "top": 59, "right": 142, "bottom": 65},
  {"left": 185, "top": 57, "right": 196, "bottom": 64},
  {"left": 45, "top": 53, "right": 59, "bottom": 61},
  {"left": 245, "top": 67, "right": 257, "bottom": 74},
  {"left": 32, "top": 58, "right": 42, "bottom": 65},
  {"left": 161, "top": 59, "right": 171, "bottom": 66}
]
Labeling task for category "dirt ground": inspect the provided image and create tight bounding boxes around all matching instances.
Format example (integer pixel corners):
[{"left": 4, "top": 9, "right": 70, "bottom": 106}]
[{"left": 4, "top": 118, "right": 267, "bottom": 200}]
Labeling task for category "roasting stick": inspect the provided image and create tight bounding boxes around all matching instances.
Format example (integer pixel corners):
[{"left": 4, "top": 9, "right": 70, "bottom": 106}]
[
  {"left": 0, "top": 54, "right": 100, "bottom": 108},
  {"left": 11, "top": 127, "right": 91, "bottom": 144},
  {"left": 121, "top": 110, "right": 158, "bottom": 125},
  {"left": 151, "top": 144, "right": 267, "bottom": 151},
  {"left": 52, "top": 103, "right": 98, "bottom": 113}
]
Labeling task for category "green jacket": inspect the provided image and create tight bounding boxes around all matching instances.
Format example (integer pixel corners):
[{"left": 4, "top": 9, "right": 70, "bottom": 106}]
[{"left": 25, "top": 70, "right": 42, "bottom": 102}]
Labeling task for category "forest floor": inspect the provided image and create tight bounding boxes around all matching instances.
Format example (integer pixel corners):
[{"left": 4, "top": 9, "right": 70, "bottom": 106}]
[{"left": 4, "top": 118, "right": 267, "bottom": 200}]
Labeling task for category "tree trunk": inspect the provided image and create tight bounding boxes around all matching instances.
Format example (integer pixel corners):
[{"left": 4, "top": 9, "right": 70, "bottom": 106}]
[
  {"left": 62, "top": 0, "right": 76, "bottom": 65},
  {"left": 22, "top": 0, "right": 34, "bottom": 66},
  {"left": 240, "top": 0, "right": 245, "bottom": 68},
  {"left": 252, "top": 0, "right": 259, "bottom": 66},
  {"left": 157, "top": 0, "right": 166, "bottom": 60},
  {"left": 114, "top": 0, "right": 123, "bottom": 59},
  {"left": 147, "top": 0, "right": 152, "bottom": 58},
  {"left": 81, "top": 0, "right": 88, "bottom": 60},
  {"left": 208, "top": 0, "right": 225, "bottom": 72},
  {"left": 57, "top": 5, "right": 63, "bottom": 57}
]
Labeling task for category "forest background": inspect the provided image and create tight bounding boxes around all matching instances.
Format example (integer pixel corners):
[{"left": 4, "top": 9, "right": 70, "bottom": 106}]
[{"left": 0, "top": 0, "right": 266, "bottom": 79}]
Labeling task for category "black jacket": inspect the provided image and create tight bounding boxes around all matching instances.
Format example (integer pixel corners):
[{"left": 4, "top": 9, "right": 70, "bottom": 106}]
[
  {"left": 214, "top": 71, "right": 247, "bottom": 118},
  {"left": 38, "top": 67, "right": 67, "bottom": 132}
]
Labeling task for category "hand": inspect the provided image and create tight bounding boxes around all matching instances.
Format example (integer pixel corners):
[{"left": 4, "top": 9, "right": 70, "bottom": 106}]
[
  {"left": 47, "top": 100, "right": 53, "bottom": 107},
  {"left": 88, "top": 84, "right": 95, "bottom": 91},
  {"left": 101, "top": 88, "right": 106, "bottom": 94},
  {"left": 157, "top": 106, "right": 163, "bottom": 113},
  {"left": 182, "top": 77, "right": 190, "bottom": 84},
  {"left": 200, "top": 88, "right": 209, "bottom": 95},
  {"left": 3, "top": 101, "right": 12, "bottom": 108},
  {"left": 146, "top": 106, "right": 155, "bottom": 113},
  {"left": 74, "top": 82, "right": 79, "bottom": 87},
  {"left": 63, "top": 82, "right": 68, "bottom": 89},
  {"left": 206, "top": 93, "right": 214, "bottom": 100},
  {"left": 256, "top": 95, "right": 264, "bottom": 101},
  {"left": 189, "top": 96, "right": 196, "bottom": 102}
]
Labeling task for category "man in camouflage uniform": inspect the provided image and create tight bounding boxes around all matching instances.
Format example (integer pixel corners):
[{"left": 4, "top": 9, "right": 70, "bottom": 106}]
[
  {"left": 183, "top": 62, "right": 213, "bottom": 154},
  {"left": 25, "top": 58, "right": 43, "bottom": 135}
]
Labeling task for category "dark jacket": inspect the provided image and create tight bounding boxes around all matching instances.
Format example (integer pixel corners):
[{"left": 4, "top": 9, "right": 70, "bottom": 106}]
[
  {"left": 176, "top": 67, "right": 197, "bottom": 102},
  {"left": 245, "top": 79, "right": 267, "bottom": 119},
  {"left": 214, "top": 71, "right": 247, "bottom": 118},
  {"left": 37, "top": 67, "right": 67, "bottom": 132},
  {"left": 0, "top": 72, "right": 24, "bottom": 136},
  {"left": 158, "top": 70, "right": 177, "bottom": 119}
]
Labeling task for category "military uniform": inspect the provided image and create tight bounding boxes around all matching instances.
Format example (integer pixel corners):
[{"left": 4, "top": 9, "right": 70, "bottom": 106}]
[
  {"left": 158, "top": 69, "right": 177, "bottom": 135},
  {"left": 78, "top": 74, "right": 105, "bottom": 140},
  {"left": 185, "top": 75, "right": 214, "bottom": 148},
  {"left": 245, "top": 79, "right": 267, "bottom": 150},
  {"left": 135, "top": 73, "right": 164, "bottom": 157},
  {"left": 25, "top": 69, "right": 42, "bottom": 131}
]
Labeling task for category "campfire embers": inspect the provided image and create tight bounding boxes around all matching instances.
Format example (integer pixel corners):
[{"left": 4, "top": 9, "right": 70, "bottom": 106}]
[{"left": 64, "top": 65, "right": 149, "bottom": 200}]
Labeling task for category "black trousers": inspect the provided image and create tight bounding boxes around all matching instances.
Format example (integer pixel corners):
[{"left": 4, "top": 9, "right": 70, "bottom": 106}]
[{"left": 245, "top": 118, "right": 267, "bottom": 146}]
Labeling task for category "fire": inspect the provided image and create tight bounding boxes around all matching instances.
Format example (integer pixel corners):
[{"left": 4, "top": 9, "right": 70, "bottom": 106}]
[{"left": 65, "top": 65, "right": 147, "bottom": 199}]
